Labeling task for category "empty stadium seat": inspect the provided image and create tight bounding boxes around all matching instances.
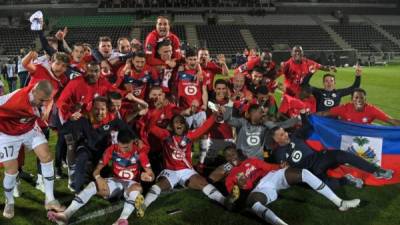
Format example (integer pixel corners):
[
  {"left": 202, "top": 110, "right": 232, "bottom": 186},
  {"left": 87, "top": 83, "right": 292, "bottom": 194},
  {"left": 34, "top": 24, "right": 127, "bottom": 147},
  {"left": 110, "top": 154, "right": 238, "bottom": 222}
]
[
  {"left": 330, "top": 24, "right": 400, "bottom": 52},
  {"left": 248, "top": 25, "right": 340, "bottom": 51}
]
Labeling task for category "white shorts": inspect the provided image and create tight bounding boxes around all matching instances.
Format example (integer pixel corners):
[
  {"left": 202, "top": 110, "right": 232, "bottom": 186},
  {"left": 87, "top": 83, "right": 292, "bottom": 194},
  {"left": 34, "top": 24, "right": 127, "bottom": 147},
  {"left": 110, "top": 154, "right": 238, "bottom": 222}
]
[
  {"left": 158, "top": 168, "right": 198, "bottom": 188},
  {"left": 206, "top": 138, "right": 235, "bottom": 159},
  {"left": 185, "top": 111, "right": 206, "bottom": 129},
  {"left": 0, "top": 123, "right": 47, "bottom": 163},
  {"left": 106, "top": 177, "right": 138, "bottom": 199},
  {"left": 251, "top": 168, "right": 290, "bottom": 204}
]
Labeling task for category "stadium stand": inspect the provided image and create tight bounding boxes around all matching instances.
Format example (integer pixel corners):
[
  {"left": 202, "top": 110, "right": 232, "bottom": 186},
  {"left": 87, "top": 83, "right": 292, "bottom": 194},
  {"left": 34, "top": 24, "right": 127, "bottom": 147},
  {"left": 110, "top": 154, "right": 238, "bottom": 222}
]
[
  {"left": 330, "top": 24, "right": 400, "bottom": 52},
  {"left": 54, "top": 15, "right": 135, "bottom": 27},
  {"left": 381, "top": 26, "right": 400, "bottom": 41},
  {"left": 196, "top": 25, "right": 247, "bottom": 55},
  {"left": 242, "top": 15, "right": 317, "bottom": 25},
  {"left": 59, "top": 26, "right": 131, "bottom": 47},
  {"left": 248, "top": 25, "right": 341, "bottom": 50},
  {"left": 0, "top": 27, "right": 35, "bottom": 55},
  {"left": 174, "top": 14, "right": 204, "bottom": 24}
]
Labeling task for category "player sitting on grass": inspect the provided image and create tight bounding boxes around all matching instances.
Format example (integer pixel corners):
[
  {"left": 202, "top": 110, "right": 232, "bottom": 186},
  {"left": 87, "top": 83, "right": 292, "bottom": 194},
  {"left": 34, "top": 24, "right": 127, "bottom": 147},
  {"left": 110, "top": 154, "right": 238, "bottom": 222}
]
[
  {"left": 47, "top": 129, "right": 154, "bottom": 225},
  {"left": 269, "top": 110, "right": 394, "bottom": 190},
  {"left": 224, "top": 146, "right": 360, "bottom": 225},
  {"left": 142, "top": 110, "right": 233, "bottom": 215}
]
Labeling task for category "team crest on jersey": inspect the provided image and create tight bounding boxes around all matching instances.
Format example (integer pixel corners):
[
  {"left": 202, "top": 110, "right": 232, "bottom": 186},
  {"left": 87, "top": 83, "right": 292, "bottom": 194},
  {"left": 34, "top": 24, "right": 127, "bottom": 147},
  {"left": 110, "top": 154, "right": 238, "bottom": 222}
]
[
  {"left": 331, "top": 93, "right": 337, "bottom": 98},
  {"left": 340, "top": 135, "right": 382, "bottom": 166},
  {"left": 362, "top": 117, "right": 369, "bottom": 123}
]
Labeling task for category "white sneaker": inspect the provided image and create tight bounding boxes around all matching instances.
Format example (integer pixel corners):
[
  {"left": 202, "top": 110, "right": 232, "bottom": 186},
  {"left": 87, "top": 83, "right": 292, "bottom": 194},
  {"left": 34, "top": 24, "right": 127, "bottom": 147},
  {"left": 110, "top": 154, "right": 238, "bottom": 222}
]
[
  {"left": 13, "top": 180, "right": 21, "bottom": 198},
  {"left": 35, "top": 175, "right": 45, "bottom": 193},
  {"left": 2, "top": 203, "right": 14, "bottom": 219},
  {"left": 339, "top": 199, "right": 361, "bottom": 211},
  {"left": 29, "top": 10, "right": 43, "bottom": 31}
]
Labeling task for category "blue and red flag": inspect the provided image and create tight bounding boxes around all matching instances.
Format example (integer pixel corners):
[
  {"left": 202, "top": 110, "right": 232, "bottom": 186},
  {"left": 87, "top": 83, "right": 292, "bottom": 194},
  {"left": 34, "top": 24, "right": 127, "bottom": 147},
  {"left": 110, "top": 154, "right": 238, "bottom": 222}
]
[{"left": 306, "top": 115, "right": 400, "bottom": 186}]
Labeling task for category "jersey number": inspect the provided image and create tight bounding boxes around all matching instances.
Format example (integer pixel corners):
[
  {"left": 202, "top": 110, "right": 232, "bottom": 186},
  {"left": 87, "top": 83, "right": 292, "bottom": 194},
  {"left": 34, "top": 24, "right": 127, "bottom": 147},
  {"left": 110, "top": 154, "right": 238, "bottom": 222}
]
[{"left": 0, "top": 146, "right": 14, "bottom": 159}]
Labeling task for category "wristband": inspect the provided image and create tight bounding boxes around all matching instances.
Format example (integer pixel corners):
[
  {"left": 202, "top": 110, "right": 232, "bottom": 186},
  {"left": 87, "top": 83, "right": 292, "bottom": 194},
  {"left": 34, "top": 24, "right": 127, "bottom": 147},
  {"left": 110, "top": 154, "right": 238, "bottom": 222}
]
[{"left": 94, "top": 174, "right": 101, "bottom": 180}]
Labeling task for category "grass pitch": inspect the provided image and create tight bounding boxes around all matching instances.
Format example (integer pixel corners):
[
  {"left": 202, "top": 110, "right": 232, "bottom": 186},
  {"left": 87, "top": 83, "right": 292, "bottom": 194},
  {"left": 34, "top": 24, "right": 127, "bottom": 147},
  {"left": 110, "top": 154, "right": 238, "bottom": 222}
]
[{"left": 1, "top": 65, "right": 400, "bottom": 225}]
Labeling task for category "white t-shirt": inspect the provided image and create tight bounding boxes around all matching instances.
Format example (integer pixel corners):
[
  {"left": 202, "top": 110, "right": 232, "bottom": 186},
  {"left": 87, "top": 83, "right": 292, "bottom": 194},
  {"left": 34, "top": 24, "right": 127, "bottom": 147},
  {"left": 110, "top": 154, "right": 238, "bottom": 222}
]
[{"left": 6, "top": 64, "right": 16, "bottom": 78}]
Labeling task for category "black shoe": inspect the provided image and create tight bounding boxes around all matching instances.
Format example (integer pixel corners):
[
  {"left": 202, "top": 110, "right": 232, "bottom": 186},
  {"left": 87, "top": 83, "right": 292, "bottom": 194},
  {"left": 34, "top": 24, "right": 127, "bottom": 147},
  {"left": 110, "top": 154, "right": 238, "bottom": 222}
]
[
  {"left": 18, "top": 170, "right": 35, "bottom": 183},
  {"left": 55, "top": 168, "right": 64, "bottom": 180}
]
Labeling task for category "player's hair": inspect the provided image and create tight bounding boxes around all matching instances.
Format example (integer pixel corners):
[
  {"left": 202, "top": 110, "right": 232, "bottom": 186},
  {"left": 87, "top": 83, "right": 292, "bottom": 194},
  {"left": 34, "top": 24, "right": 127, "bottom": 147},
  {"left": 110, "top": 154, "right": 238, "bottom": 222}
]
[
  {"left": 261, "top": 48, "right": 272, "bottom": 55},
  {"left": 223, "top": 145, "right": 247, "bottom": 160},
  {"left": 248, "top": 104, "right": 261, "bottom": 114},
  {"left": 170, "top": 114, "right": 189, "bottom": 134},
  {"left": 323, "top": 73, "right": 336, "bottom": 81},
  {"left": 256, "top": 86, "right": 269, "bottom": 95},
  {"left": 117, "top": 37, "right": 129, "bottom": 45},
  {"left": 117, "top": 128, "right": 135, "bottom": 144},
  {"left": 34, "top": 80, "right": 53, "bottom": 97},
  {"left": 292, "top": 45, "right": 303, "bottom": 52},
  {"left": 52, "top": 52, "right": 70, "bottom": 65},
  {"left": 99, "top": 36, "right": 112, "bottom": 44},
  {"left": 108, "top": 91, "right": 122, "bottom": 101},
  {"left": 197, "top": 47, "right": 209, "bottom": 52},
  {"left": 266, "top": 126, "right": 282, "bottom": 148},
  {"left": 133, "top": 50, "right": 146, "bottom": 59},
  {"left": 149, "top": 85, "right": 164, "bottom": 93},
  {"left": 157, "top": 16, "right": 170, "bottom": 23},
  {"left": 87, "top": 60, "right": 100, "bottom": 68},
  {"left": 252, "top": 66, "right": 266, "bottom": 75},
  {"left": 82, "top": 43, "right": 92, "bottom": 49},
  {"left": 93, "top": 96, "right": 108, "bottom": 105},
  {"left": 185, "top": 47, "right": 197, "bottom": 58},
  {"left": 223, "top": 144, "right": 237, "bottom": 154},
  {"left": 352, "top": 88, "right": 367, "bottom": 97},
  {"left": 72, "top": 42, "right": 84, "bottom": 50},
  {"left": 214, "top": 79, "right": 228, "bottom": 87},
  {"left": 156, "top": 39, "right": 172, "bottom": 51}
]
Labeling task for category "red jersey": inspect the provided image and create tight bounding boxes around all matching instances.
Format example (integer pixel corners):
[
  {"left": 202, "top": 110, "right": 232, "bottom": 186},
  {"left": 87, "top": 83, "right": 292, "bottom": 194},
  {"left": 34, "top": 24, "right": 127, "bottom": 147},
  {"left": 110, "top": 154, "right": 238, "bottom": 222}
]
[
  {"left": 149, "top": 115, "right": 215, "bottom": 170},
  {"left": 281, "top": 57, "right": 321, "bottom": 97},
  {"left": 144, "top": 30, "right": 181, "bottom": 66},
  {"left": 142, "top": 103, "right": 180, "bottom": 152},
  {"left": 115, "top": 64, "right": 159, "bottom": 99},
  {"left": 329, "top": 103, "right": 390, "bottom": 124},
  {"left": 209, "top": 99, "right": 233, "bottom": 139},
  {"left": 56, "top": 76, "right": 115, "bottom": 122},
  {"left": 225, "top": 157, "right": 278, "bottom": 193},
  {"left": 201, "top": 61, "right": 222, "bottom": 91},
  {"left": 28, "top": 64, "right": 68, "bottom": 95},
  {"left": 236, "top": 57, "right": 277, "bottom": 77},
  {"left": 101, "top": 143, "right": 150, "bottom": 181},
  {"left": 0, "top": 86, "right": 42, "bottom": 135},
  {"left": 279, "top": 94, "right": 316, "bottom": 118},
  {"left": 177, "top": 69, "right": 206, "bottom": 109}
]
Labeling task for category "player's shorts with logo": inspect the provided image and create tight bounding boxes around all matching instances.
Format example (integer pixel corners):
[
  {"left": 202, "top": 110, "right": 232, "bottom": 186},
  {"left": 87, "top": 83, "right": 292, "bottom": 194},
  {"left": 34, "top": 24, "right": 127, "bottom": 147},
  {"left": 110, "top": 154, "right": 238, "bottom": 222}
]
[
  {"left": 158, "top": 168, "right": 198, "bottom": 188},
  {"left": 0, "top": 123, "right": 47, "bottom": 163},
  {"left": 251, "top": 168, "right": 290, "bottom": 204}
]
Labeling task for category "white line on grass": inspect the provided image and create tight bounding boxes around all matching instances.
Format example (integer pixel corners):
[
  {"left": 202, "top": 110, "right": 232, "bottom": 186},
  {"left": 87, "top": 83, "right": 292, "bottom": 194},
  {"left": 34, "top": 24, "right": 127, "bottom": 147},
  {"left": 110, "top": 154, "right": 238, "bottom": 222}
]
[{"left": 69, "top": 188, "right": 187, "bottom": 225}]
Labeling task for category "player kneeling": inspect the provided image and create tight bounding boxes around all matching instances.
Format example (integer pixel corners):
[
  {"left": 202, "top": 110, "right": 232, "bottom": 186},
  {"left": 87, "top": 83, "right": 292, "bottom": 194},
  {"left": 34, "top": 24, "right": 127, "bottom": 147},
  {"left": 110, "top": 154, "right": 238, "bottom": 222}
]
[
  {"left": 143, "top": 112, "right": 232, "bottom": 214},
  {"left": 224, "top": 146, "right": 360, "bottom": 225},
  {"left": 47, "top": 129, "right": 154, "bottom": 225}
]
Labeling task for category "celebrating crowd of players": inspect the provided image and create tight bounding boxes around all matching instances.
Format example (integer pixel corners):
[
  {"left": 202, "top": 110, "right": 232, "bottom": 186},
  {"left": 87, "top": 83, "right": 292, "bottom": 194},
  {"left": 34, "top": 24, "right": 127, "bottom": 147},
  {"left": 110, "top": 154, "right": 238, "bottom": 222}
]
[{"left": 1, "top": 13, "right": 400, "bottom": 225}]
